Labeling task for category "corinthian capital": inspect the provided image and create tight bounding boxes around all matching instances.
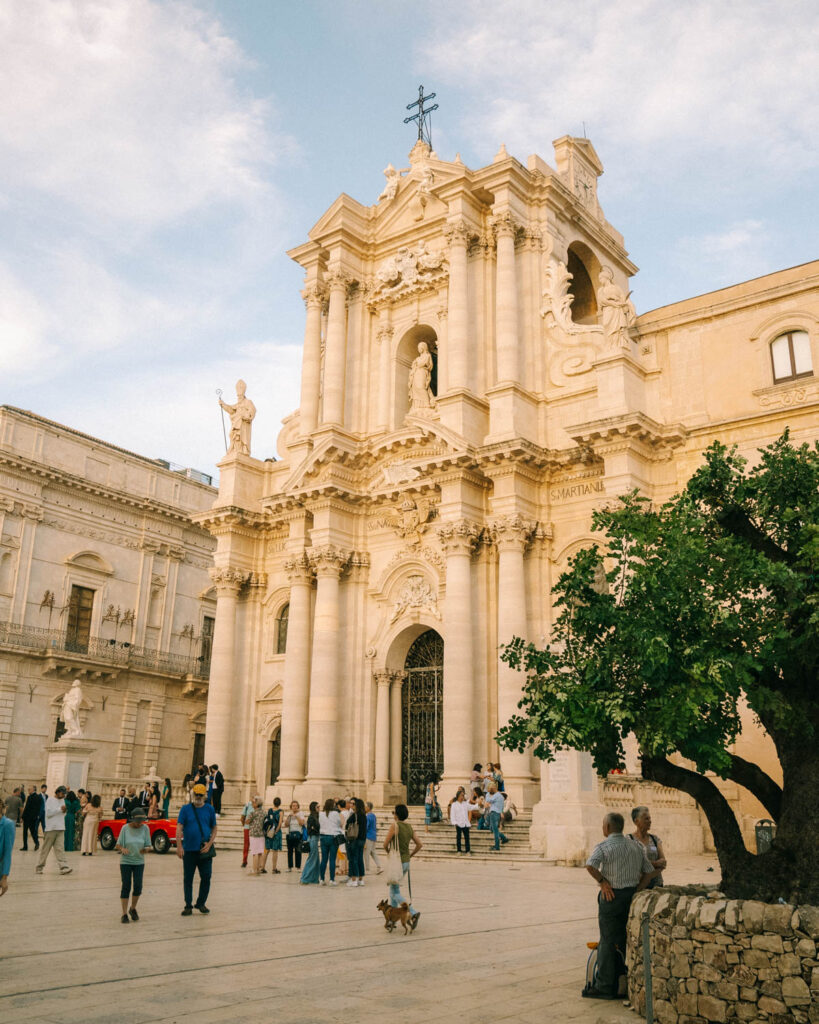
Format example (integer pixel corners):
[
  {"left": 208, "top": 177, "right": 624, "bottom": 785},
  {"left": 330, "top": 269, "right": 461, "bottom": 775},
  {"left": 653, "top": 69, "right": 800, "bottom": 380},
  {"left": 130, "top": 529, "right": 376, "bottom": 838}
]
[
  {"left": 490, "top": 514, "right": 536, "bottom": 552},
  {"left": 437, "top": 519, "right": 479, "bottom": 555},
  {"left": 308, "top": 545, "right": 350, "bottom": 577},
  {"left": 301, "top": 283, "right": 327, "bottom": 310},
  {"left": 444, "top": 219, "right": 470, "bottom": 248},
  {"left": 208, "top": 566, "right": 249, "bottom": 593},
  {"left": 325, "top": 267, "right": 352, "bottom": 291},
  {"left": 490, "top": 210, "right": 518, "bottom": 239},
  {"left": 284, "top": 552, "right": 315, "bottom": 584}
]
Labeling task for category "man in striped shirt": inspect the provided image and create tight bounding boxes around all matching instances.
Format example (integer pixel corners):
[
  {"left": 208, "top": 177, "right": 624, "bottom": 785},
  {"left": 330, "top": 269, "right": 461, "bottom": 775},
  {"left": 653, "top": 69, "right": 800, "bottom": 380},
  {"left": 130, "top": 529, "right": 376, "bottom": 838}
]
[{"left": 583, "top": 811, "right": 658, "bottom": 1000}]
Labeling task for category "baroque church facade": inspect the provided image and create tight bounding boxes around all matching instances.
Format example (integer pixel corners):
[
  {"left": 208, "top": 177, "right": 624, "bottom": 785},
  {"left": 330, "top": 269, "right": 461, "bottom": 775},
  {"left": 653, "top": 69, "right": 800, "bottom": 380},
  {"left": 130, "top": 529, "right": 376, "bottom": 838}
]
[{"left": 198, "top": 137, "right": 819, "bottom": 860}]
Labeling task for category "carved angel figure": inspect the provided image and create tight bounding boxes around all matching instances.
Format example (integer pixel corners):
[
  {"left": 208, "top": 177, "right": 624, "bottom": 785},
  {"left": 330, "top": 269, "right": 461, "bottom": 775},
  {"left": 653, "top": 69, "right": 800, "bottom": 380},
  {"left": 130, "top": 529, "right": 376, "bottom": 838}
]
[
  {"left": 379, "top": 497, "right": 432, "bottom": 546},
  {"left": 598, "top": 268, "right": 637, "bottom": 350},
  {"left": 378, "top": 163, "right": 409, "bottom": 202}
]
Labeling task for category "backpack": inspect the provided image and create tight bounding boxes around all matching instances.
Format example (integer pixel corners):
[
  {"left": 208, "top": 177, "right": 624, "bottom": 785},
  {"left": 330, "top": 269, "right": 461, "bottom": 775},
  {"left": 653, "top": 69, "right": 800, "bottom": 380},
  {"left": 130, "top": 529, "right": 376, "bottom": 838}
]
[{"left": 345, "top": 813, "right": 359, "bottom": 840}]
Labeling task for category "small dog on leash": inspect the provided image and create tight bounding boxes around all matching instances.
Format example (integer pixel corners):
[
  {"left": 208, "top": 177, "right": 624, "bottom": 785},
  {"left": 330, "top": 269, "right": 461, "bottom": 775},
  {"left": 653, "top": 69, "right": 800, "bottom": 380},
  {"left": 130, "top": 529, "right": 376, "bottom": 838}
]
[{"left": 377, "top": 899, "right": 412, "bottom": 934}]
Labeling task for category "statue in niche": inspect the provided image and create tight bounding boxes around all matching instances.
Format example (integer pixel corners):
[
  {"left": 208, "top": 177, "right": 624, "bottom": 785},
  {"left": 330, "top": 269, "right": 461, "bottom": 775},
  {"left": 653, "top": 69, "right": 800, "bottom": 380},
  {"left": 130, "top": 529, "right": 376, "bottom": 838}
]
[
  {"left": 598, "top": 268, "right": 637, "bottom": 350},
  {"left": 407, "top": 341, "right": 436, "bottom": 415},
  {"left": 219, "top": 379, "right": 257, "bottom": 456},
  {"left": 378, "top": 163, "right": 409, "bottom": 203},
  {"left": 59, "top": 679, "right": 84, "bottom": 740}
]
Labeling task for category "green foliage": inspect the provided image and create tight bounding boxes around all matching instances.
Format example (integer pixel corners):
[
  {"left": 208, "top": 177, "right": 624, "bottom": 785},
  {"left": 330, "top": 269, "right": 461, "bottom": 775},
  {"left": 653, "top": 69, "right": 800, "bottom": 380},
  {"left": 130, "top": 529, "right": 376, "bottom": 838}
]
[{"left": 497, "top": 432, "right": 819, "bottom": 779}]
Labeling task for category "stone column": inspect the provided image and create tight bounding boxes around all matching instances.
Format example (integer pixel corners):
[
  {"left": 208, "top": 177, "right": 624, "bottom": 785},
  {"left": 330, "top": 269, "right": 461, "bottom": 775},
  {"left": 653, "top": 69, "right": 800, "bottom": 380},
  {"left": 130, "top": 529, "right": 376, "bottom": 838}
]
[
  {"left": 445, "top": 220, "right": 470, "bottom": 392},
  {"left": 321, "top": 270, "right": 350, "bottom": 427},
  {"left": 493, "top": 212, "right": 520, "bottom": 384},
  {"left": 438, "top": 519, "right": 478, "bottom": 788},
  {"left": 377, "top": 317, "right": 393, "bottom": 432},
  {"left": 389, "top": 671, "right": 405, "bottom": 785},
  {"left": 373, "top": 671, "right": 392, "bottom": 783},
  {"left": 491, "top": 516, "right": 537, "bottom": 804},
  {"left": 277, "top": 554, "right": 314, "bottom": 786},
  {"left": 299, "top": 284, "right": 324, "bottom": 436},
  {"left": 204, "top": 567, "right": 247, "bottom": 776},
  {"left": 304, "top": 546, "right": 348, "bottom": 788}
]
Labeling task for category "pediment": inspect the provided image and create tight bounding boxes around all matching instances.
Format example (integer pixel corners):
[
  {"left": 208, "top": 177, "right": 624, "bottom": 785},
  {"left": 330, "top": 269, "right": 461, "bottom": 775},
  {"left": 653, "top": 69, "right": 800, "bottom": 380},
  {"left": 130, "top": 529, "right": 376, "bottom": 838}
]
[{"left": 258, "top": 682, "right": 283, "bottom": 703}]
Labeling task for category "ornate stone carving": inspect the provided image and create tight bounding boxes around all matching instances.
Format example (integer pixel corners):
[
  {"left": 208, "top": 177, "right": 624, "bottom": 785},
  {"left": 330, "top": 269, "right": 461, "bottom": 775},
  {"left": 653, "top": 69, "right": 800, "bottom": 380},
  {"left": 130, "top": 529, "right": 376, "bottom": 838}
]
[
  {"left": 379, "top": 498, "right": 433, "bottom": 545},
  {"left": 372, "top": 242, "right": 447, "bottom": 303},
  {"left": 377, "top": 162, "right": 409, "bottom": 203},
  {"left": 248, "top": 571, "right": 268, "bottom": 590},
  {"left": 491, "top": 211, "right": 518, "bottom": 239},
  {"left": 390, "top": 574, "right": 440, "bottom": 623},
  {"left": 325, "top": 267, "right": 351, "bottom": 291},
  {"left": 407, "top": 342, "right": 437, "bottom": 417},
  {"left": 208, "top": 566, "right": 249, "bottom": 592},
  {"left": 444, "top": 219, "right": 470, "bottom": 247},
  {"left": 283, "top": 552, "right": 313, "bottom": 583},
  {"left": 308, "top": 545, "right": 350, "bottom": 576},
  {"left": 437, "top": 519, "right": 479, "bottom": 555},
  {"left": 373, "top": 669, "right": 393, "bottom": 687},
  {"left": 218, "top": 379, "right": 256, "bottom": 456},
  {"left": 490, "top": 515, "right": 537, "bottom": 551},
  {"left": 301, "top": 283, "right": 326, "bottom": 310},
  {"left": 598, "top": 268, "right": 637, "bottom": 350},
  {"left": 540, "top": 258, "right": 603, "bottom": 384}
]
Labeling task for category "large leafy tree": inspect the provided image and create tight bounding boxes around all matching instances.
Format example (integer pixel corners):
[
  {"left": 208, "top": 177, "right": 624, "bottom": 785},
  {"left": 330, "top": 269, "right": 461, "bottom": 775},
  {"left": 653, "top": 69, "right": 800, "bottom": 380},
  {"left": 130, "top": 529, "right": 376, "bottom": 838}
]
[{"left": 498, "top": 433, "right": 819, "bottom": 903}]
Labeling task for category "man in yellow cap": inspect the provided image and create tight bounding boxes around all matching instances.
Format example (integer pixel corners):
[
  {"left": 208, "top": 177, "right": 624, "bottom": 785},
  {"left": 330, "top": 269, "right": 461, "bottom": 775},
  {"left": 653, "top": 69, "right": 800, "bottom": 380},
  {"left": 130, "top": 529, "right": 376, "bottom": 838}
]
[{"left": 176, "top": 783, "right": 217, "bottom": 915}]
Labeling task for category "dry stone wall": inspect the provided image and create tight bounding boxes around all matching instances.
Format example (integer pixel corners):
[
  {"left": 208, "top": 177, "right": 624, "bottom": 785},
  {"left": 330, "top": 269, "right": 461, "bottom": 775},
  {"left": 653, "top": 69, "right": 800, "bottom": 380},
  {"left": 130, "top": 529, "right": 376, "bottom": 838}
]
[{"left": 626, "top": 887, "right": 819, "bottom": 1023}]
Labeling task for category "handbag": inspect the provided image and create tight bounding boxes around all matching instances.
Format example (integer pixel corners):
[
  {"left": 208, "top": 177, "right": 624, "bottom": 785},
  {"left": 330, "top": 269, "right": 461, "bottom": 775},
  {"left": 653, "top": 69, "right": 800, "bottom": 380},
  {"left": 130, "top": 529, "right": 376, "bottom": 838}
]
[
  {"left": 345, "top": 813, "right": 359, "bottom": 840},
  {"left": 430, "top": 802, "right": 442, "bottom": 824},
  {"left": 191, "top": 803, "right": 216, "bottom": 859},
  {"left": 385, "top": 827, "right": 404, "bottom": 886}
]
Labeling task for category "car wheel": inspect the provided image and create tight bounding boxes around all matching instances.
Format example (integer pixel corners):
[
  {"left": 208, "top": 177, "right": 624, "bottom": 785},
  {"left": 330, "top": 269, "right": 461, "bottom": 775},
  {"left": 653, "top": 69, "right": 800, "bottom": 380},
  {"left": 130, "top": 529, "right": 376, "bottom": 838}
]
[
  {"left": 152, "top": 830, "right": 169, "bottom": 854},
  {"left": 99, "top": 827, "right": 115, "bottom": 851}
]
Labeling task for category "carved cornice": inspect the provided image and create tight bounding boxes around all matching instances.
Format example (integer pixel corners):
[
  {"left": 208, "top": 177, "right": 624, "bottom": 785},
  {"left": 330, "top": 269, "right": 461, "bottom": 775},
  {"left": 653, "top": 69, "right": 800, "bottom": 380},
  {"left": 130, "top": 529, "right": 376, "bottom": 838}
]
[
  {"left": 489, "top": 514, "right": 537, "bottom": 552},
  {"left": 208, "top": 566, "right": 249, "bottom": 593},
  {"left": 308, "top": 545, "right": 351, "bottom": 577},
  {"left": 437, "top": 519, "right": 480, "bottom": 556},
  {"left": 567, "top": 413, "right": 687, "bottom": 456}
]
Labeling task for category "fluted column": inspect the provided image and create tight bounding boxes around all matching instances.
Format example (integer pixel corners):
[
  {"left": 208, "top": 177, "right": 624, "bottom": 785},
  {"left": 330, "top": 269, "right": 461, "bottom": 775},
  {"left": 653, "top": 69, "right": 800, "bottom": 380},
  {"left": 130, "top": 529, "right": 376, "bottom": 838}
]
[
  {"left": 373, "top": 671, "right": 392, "bottom": 783},
  {"left": 445, "top": 220, "right": 469, "bottom": 392},
  {"left": 204, "top": 567, "right": 248, "bottom": 775},
  {"left": 438, "top": 519, "right": 479, "bottom": 786},
  {"left": 492, "top": 515, "right": 535, "bottom": 796},
  {"left": 277, "top": 553, "right": 314, "bottom": 785},
  {"left": 493, "top": 212, "right": 520, "bottom": 384},
  {"left": 305, "top": 546, "right": 348, "bottom": 783},
  {"left": 299, "top": 285, "right": 324, "bottom": 436},
  {"left": 321, "top": 270, "right": 350, "bottom": 426},
  {"left": 389, "top": 671, "right": 405, "bottom": 784}
]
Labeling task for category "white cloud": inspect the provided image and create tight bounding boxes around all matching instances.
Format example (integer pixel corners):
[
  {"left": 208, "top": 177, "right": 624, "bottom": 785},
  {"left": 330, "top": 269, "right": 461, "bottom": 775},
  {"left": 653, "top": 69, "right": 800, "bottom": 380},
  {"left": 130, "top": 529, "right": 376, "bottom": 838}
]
[
  {"left": 672, "top": 219, "right": 773, "bottom": 289},
  {"left": 421, "top": 1, "right": 819, "bottom": 184}
]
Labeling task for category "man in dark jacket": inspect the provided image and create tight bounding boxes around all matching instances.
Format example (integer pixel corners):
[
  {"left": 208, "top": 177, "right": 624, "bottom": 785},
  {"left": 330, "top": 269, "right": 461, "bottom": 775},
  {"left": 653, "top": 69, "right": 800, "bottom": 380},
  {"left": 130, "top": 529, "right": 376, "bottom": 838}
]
[
  {"left": 112, "top": 789, "right": 129, "bottom": 819},
  {"left": 21, "top": 785, "right": 42, "bottom": 851},
  {"left": 209, "top": 765, "right": 224, "bottom": 815}
]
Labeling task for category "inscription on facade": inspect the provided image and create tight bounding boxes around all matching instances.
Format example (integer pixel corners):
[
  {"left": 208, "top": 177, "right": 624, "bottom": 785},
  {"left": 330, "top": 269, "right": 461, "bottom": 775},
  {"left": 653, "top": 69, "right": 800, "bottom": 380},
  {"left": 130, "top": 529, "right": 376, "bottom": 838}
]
[{"left": 549, "top": 480, "right": 604, "bottom": 502}]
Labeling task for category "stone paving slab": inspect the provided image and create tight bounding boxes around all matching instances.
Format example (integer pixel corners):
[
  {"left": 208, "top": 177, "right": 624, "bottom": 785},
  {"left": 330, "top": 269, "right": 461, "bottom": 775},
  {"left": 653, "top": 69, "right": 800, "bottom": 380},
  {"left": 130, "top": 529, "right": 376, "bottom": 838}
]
[{"left": 0, "top": 845, "right": 718, "bottom": 1024}]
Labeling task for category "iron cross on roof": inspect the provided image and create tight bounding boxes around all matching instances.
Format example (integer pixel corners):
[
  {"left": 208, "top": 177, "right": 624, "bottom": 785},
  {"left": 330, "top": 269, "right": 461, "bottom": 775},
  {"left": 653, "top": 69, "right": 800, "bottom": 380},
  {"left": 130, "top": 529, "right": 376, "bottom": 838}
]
[{"left": 404, "top": 85, "right": 438, "bottom": 147}]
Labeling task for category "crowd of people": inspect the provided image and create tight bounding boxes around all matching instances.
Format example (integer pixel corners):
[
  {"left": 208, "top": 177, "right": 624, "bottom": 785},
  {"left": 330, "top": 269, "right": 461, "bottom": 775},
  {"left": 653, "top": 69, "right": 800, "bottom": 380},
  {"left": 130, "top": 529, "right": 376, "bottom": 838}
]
[{"left": 419, "top": 761, "right": 518, "bottom": 854}]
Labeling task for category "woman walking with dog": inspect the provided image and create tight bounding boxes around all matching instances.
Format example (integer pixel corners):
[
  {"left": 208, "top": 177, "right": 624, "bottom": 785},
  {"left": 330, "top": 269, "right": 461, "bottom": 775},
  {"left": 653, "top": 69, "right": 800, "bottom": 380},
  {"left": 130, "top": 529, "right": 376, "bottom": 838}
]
[{"left": 382, "top": 804, "right": 421, "bottom": 931}]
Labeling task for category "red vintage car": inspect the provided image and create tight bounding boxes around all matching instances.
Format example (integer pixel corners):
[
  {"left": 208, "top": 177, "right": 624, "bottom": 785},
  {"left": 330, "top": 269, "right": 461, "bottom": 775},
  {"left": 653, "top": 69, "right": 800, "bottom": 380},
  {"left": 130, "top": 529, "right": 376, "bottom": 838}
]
[{"left": 98, "top": 816, "right": 177, "bottom": 854}]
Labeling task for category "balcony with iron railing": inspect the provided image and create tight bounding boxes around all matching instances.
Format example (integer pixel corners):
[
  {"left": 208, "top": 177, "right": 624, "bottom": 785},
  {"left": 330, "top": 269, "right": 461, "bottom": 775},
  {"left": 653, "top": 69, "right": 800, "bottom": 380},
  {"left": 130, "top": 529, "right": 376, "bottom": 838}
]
[{"left": 0, "top": 620, "right": 211, "bottom": 681}]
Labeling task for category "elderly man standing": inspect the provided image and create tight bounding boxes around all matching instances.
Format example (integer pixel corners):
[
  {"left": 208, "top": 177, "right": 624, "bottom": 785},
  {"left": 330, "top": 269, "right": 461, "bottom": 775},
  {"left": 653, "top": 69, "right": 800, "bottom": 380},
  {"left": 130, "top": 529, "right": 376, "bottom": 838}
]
[
  {"left": 176, "top": 783, "right": 217, "bottom": 916},
  {"left": 36, "top": 785, "right": 73, "bottom": 876},
  {"left": 583, "top": 811, "right": 657, "bottom": 1000}
]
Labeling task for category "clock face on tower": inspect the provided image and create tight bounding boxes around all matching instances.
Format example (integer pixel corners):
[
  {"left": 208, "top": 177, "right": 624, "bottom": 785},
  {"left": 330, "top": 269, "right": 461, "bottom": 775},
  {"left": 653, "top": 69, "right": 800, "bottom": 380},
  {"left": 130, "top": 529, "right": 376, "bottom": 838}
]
[{"left": 573, "top": 167, "right": 596, "bottom": 208}]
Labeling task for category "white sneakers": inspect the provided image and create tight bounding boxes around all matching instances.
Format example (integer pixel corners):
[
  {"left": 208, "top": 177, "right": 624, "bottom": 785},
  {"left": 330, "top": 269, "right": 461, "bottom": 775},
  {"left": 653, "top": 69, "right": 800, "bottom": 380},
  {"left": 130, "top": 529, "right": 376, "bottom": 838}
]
[{"left": 346, "top": 879, "right": 364, "bottom": 887}]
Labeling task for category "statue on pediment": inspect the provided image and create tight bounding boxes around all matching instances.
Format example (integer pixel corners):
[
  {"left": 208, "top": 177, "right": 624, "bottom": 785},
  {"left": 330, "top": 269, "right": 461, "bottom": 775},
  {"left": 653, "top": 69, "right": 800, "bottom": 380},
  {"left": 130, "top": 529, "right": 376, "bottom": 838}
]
[
  {"left": 219, "top": 379, "right": 256, "bottom": 456},
  {"left": 378, "top": 163, "right": 409, "bottom": 203}
]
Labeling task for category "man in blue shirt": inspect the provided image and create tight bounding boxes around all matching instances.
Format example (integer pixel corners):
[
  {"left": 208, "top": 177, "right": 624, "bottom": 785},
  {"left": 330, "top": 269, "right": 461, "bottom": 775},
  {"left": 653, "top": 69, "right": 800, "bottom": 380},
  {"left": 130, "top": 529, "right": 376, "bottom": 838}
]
[
  {"left": 485, "top": 784, "right": 508, "bottom": 851},
  {"left": 176, "top": 784, "right": 217, "bottom": 915}
]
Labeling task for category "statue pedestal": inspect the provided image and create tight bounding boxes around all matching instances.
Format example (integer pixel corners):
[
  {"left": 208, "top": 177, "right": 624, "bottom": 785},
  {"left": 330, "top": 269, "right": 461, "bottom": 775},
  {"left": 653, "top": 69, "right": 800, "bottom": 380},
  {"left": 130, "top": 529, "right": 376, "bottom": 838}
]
[{"left": 45, "top": 740, "right": 96, "bottom": 794}]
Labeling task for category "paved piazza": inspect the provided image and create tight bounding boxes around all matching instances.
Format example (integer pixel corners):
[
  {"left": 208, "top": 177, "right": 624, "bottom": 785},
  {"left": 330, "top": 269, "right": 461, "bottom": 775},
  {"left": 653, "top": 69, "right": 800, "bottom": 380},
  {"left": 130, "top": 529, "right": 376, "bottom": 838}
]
[{"left": 1, "top": 849, "right": 717, "bottom": 1024}]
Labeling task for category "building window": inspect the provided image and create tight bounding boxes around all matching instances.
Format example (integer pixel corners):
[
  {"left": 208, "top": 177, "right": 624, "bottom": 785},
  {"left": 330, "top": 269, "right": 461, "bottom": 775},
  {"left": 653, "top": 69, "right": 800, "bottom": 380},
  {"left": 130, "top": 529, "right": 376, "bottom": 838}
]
[
  {"left": 275, "top": 603, "right": 289, "bottom": 655},
  {"left": 199, "top": 616, "right": 214, "bottom": 672},
  {"left": 66, "top": 585, "right": 95, "bottom": 653},
  {"left": 771, "top": 331, "right": 812, "bottom": 384}
]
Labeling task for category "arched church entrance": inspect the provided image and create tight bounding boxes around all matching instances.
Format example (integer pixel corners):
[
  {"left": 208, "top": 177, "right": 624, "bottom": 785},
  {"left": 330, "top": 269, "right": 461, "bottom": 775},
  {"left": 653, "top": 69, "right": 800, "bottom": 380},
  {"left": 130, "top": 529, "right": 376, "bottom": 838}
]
[{"left": 402, "top": 628, "right": 444, "bottom": 804}]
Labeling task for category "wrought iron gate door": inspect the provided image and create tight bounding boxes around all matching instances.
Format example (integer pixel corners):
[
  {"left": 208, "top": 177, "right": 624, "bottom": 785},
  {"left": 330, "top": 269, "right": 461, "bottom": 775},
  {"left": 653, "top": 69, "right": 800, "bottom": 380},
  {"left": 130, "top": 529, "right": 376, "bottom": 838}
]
[{"left": 402, "top": 630, "right": 444, "bottom": 804}]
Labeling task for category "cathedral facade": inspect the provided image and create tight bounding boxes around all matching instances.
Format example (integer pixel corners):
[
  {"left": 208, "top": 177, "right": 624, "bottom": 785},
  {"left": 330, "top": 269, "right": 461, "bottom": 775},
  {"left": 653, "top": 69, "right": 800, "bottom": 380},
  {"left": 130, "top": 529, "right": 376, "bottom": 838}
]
[{"left": 198, "top": 137, "right": 819, "bottom": 858}]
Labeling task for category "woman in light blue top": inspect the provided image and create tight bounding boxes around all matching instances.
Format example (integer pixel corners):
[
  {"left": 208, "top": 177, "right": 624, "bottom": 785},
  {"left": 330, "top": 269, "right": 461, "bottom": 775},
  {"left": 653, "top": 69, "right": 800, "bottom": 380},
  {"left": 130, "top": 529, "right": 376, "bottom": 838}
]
[{"left": 115, "top": 807, "right": 152, "bottom": 924}]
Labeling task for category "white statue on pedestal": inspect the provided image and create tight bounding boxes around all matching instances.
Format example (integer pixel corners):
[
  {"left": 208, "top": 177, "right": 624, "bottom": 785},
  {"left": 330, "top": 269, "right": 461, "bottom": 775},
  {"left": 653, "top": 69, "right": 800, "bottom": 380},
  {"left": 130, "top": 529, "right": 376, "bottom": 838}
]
[
  {"left": 407, "top": 341, "right": 436, "bottom": 415},
  {"left": 598, "top": 268, "right": 637, "bottom": 350},
  {"left": 60, "top": 679, "right": 84, "bottom": 739},
  {"left": 219, "top": 379, "right": 256, "bottom": 456}
]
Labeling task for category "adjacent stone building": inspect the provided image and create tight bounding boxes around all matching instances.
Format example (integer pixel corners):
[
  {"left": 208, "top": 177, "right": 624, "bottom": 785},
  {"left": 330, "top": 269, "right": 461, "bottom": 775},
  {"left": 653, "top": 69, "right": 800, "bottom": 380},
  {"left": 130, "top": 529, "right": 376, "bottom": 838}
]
[
  {"left": 0, "top": 406, "right": 217, "bottom": 796},
  {"left": 197, "top": 136, "right": 818, "bottom": 860}
]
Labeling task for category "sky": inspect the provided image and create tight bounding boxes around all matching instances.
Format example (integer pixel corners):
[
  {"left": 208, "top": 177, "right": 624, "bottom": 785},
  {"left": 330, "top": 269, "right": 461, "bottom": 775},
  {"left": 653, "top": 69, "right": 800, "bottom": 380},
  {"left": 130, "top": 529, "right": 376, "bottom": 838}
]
[{"left": 2, "top": 0, "right": 818, "bottom": 478}]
